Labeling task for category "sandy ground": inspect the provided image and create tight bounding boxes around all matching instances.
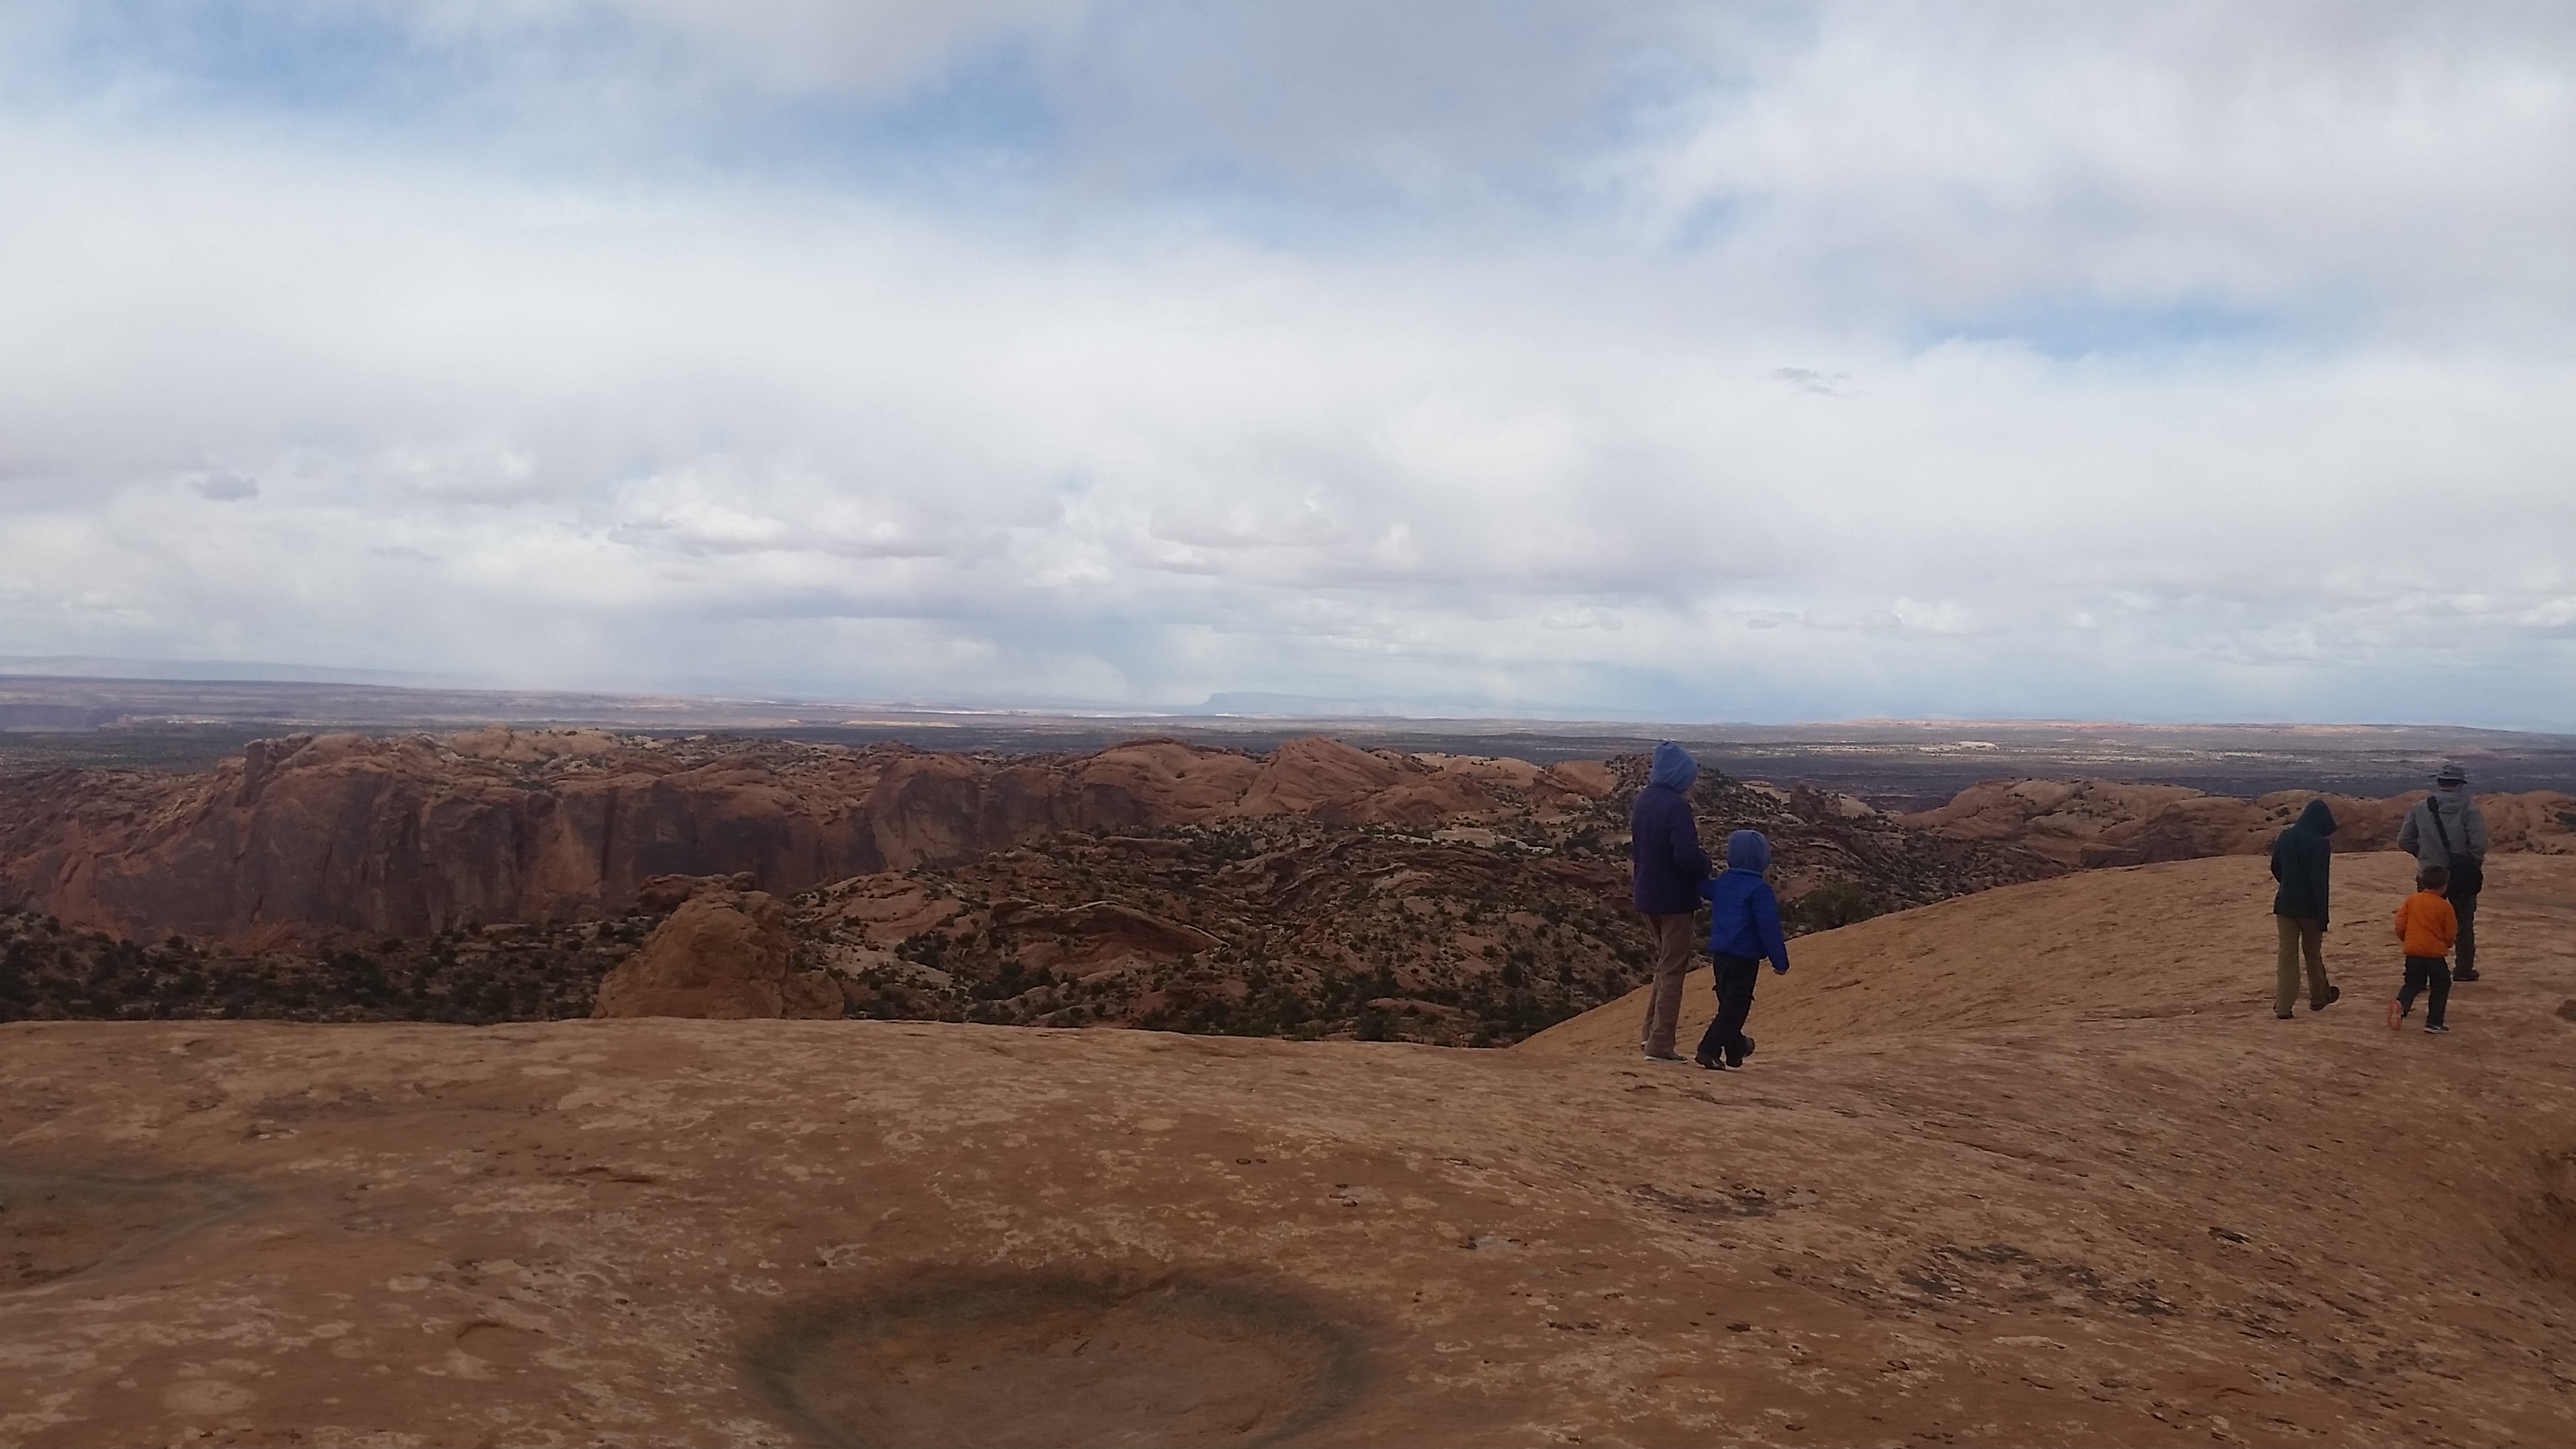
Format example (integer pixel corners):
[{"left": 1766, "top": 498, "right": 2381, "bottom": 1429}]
[{"left": 5, "top": 850, "right": 2575, "bottom": 1448}]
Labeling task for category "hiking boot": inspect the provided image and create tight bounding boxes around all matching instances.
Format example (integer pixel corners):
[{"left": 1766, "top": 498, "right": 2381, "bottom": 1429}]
[
  {"left": 2387, "top": 998, "right": 2405, "bottom": 1030},
  {"left": 2453, "top": 969, "right": 2481, "bottom": 983},
  {"left": 1694, "top": 1051, "right": 1725, "bottom": 1071},
  {"left": 2310, "top": 985, "right": 2339, "bottom": 1011},
  {"left": 1724, "top": 1035, "right": 1755, "bottom": 1069},
  {"left": 2424, "top": 1023, "right": 2450, "bottom": 1034}
]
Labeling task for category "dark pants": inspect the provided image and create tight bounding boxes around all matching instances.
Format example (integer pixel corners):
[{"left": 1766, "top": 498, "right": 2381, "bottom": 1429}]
[
  {"left": 1694, "top": 953, "right": 1762, "bottom": 1062},
  {"left": 2454, "top": 887, "right": 2481, "bottom": 975},
  {"left": 2399, "top": 953, "right": 2451, "bottom": 1028}
]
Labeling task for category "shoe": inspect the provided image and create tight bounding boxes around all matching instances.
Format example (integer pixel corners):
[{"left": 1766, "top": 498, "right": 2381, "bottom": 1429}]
[
  {"left": 1643, "top": 1052, "right": 1688, "bottom": 1064},
  {"left": 2275, "top": 1013, "right": 2295, "bottom": 1020},
  {"left": 2387, "top": 999, "right": 2404, "bottom": 1030},
  {"left": 2424, "top": 1023, "right": 2449, "bottom": 1034},
  {"left": 1693, "top": 1052, "right": 1725, "bottom": 1071},
  {"left": 1724, "top": 1035, "right": 1755, "bottom": 1069},
  {"left": 2453, "top": 969, "right": 2481, "bottom": 983},
  {"left": 2310, "top": 985, "right": 2339, "bottom": 1011}
]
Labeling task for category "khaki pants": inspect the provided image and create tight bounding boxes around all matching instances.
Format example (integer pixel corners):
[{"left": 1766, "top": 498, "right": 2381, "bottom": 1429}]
[
  {"left": 2275, "top": 915, "right": 2331, "bottom": 1017},
  {"left": 1638, "top": 912, "right": 1698, "bottom": 1056}
]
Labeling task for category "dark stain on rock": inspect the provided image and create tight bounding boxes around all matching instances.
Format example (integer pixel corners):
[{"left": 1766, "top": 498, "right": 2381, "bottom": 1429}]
[{"left": 747, "top": 1266, "right": 1373, "bottom": 1449}]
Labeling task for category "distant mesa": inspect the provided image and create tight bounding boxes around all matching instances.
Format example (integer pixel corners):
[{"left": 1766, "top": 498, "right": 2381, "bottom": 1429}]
[{"left": 1193, "top": 692, "right": 1448, "bottom": 718}]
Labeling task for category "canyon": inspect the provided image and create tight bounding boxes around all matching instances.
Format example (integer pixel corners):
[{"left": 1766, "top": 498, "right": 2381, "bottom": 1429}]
[{"left": 2, "top": 729, "right": 2569, "bottom": 1045}]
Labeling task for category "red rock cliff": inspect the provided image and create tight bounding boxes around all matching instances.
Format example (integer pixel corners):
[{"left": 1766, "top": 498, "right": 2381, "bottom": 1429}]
[{"left": 0, "top": 729, "right": 1606, "bottom": 944}]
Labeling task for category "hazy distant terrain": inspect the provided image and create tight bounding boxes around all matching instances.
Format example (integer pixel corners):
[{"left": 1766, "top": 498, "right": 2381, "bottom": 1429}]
[{"left": 5, "top": 672, "right": 2571, "bottom": 801}]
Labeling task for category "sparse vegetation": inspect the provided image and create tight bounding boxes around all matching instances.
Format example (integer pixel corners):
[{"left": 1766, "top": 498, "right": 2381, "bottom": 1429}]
[
  {"left": 0, "top": 905, "right": 636, "bottom": 1025},
  {"left": 0, "top": 747, "right": 2061, "bottom": 1044},
  {"left": 1784, "top": 880, "right": 1883, "bottom": 933}
]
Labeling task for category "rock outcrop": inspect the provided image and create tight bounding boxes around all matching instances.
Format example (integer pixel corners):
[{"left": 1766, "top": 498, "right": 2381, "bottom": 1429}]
[{"left": 591, "top": 889, "right": 840, "bottom": 1020}]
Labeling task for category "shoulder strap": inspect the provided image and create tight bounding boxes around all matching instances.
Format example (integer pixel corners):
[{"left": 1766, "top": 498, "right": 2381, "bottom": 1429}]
[{"left": 2428, "top": 793, "right": 2458, "bottom": 855}]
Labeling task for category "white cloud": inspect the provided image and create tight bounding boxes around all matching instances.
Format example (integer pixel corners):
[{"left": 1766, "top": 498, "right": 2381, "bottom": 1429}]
[{"left": 0, "top": 4, "right": 2570, "bottom": 724}]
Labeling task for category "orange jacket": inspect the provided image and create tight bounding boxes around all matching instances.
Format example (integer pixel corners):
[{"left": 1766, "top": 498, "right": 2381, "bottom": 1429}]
[{"left": 2394, "top": 889, "right": 2458, "bottom": 957}]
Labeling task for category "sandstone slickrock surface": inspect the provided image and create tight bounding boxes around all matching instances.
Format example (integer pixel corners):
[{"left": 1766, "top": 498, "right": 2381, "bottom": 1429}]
[
  {"left": 591, "top": 889, "right": 841, "bottom": 1021},
  {"left": 5, "top": 851, "right": 2574, "bottom": 1446},
  {"left": 1901, "top": 778, "right": 2576, "bottom": 867}
]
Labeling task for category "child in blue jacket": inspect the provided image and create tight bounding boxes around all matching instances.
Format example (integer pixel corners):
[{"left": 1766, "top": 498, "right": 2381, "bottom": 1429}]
[{"left": 1693, "top": 829, "right": 1790, "bottom": 1069}]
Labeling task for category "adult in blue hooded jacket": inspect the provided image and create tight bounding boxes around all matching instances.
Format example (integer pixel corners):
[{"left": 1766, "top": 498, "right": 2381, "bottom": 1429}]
[
  {"left": 1694, "top": 829, "right": 1790, "bottom": 1069},
  {"left": 1631, "top": 741, "right": 1713, "bottom": 1060}
]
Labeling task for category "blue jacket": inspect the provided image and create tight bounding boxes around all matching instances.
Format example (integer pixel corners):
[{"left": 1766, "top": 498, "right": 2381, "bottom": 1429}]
[
  {"left": 1629, "top": 741, "right": 1711, "bottom": 914},
  {"left": 1702, "top": 830, "right": 1789, "bottom": 971}
]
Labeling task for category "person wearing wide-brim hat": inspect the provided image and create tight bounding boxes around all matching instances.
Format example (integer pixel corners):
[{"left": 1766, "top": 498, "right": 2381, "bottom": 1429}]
[{"left": 2398, "top": 762, "right": 2490, "bottom": 982}]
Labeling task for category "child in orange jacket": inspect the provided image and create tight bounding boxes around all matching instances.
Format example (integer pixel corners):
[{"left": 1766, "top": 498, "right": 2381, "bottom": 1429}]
[{"left": 2390, "top": 863, "right": 2460, "bottom": 1034}]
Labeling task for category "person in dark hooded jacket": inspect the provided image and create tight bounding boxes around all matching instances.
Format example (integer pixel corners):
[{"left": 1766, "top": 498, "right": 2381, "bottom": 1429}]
[
  {"left": 2269, "top": 799, "right": 2341, "bottom": 1019},
  {"left": 1693, "top": 829, "right": 1789, "bottom": 1070},
  {"left": 1631, "top": 741, "right": 1713, "bottom": 1061}
]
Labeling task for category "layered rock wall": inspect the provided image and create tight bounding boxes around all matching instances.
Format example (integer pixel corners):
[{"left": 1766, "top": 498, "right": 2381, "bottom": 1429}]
[{"left": 0, "top": 730, "right": 1608, "bottom": 944}]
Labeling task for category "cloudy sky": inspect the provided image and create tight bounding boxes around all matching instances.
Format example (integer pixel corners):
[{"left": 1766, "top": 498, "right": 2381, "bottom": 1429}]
[{"left": 4, "top": 2, "right": 2573, "bottom": 724}]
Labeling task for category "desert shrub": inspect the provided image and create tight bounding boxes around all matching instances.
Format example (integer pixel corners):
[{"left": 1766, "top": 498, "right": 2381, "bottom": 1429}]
[
  {"left": 1783, "top": 880, "right": 1881, "bottom": 934},
  {"left": 1266, "top": 989, "right": 1311, "bottom": 1030}
]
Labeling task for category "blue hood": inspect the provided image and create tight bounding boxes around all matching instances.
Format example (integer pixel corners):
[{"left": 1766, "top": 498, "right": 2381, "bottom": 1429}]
[
  {"left": 1649, "top": 741, "right": 1698, "bottom": 792},
  {"left": 1726, "top": 829, "right": 1770, "bottom": 871}
]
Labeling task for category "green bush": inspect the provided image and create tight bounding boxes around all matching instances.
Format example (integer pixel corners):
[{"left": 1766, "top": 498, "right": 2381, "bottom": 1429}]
[{"left": 1783, "top": 880, "right": 1880, "bottom": 934}]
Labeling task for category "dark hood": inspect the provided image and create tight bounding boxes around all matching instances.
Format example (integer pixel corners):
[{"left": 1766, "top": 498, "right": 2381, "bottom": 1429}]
[
  {"left": 2297, "top": 799, "right": 2338, "bottom": 835},
  {"left": 1649, "top": 741, "right": 1698, "bottom": 793}
]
